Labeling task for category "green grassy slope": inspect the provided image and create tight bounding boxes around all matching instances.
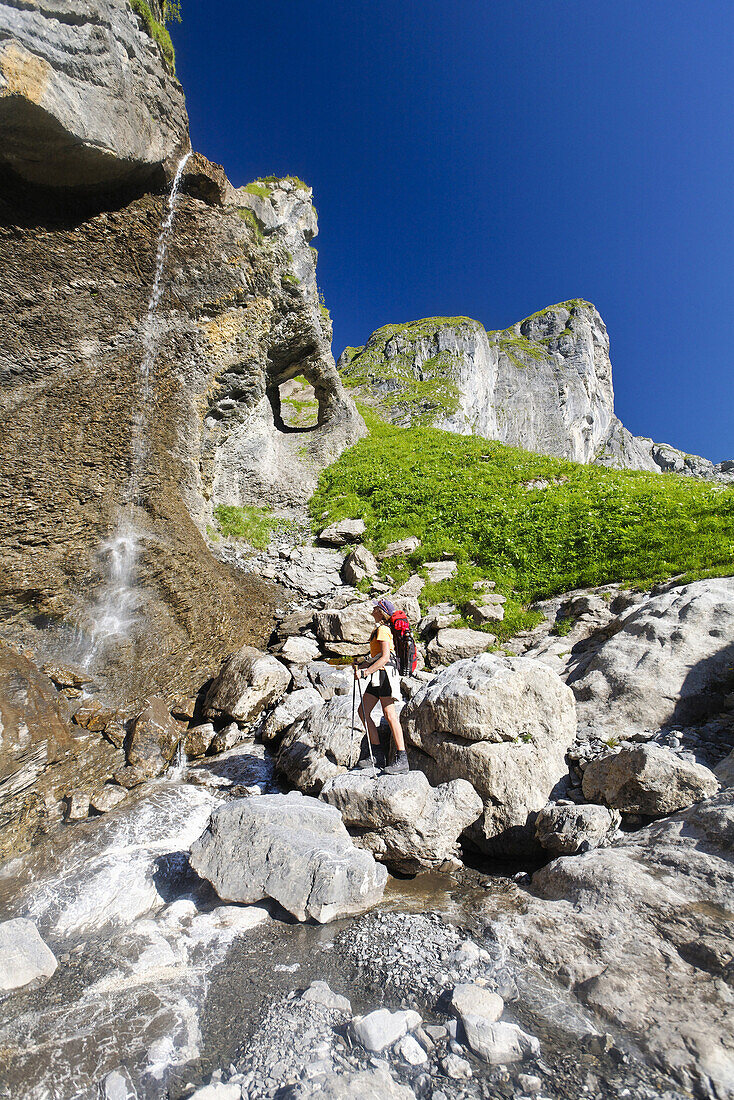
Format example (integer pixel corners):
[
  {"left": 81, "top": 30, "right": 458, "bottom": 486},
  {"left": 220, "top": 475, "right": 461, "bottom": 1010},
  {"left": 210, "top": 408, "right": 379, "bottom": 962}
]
[{"left": 310, "top": 410, "right": 734, "bottom": 638}]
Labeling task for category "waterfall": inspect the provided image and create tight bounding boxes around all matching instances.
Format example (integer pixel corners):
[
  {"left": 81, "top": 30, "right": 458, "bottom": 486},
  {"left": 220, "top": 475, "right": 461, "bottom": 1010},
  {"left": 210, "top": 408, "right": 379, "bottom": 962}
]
[{"left": 81, "top": 151, "right": 191, "bottom": 668}]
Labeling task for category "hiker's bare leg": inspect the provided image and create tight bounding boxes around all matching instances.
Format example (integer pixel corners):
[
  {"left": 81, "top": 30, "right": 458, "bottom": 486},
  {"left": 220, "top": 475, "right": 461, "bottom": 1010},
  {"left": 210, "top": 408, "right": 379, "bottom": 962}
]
[
  {"left": 358, "top": 692, "right": 381, "bottom": 745},
  {"left": 381, "top": 699, "right": 405, "bottom": 752}
]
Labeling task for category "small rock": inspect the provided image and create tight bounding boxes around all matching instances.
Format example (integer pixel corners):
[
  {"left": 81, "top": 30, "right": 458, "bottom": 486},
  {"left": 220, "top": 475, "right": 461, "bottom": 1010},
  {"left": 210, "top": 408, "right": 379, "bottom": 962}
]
[
  {"left": 378, "top": 537, "right": 421, "bottom": 560},
  {"left": 352, "top": 1008, "right": 421, "bottom": 1052},
  {"left": 451, "top": 983, "right": 504, "bottom": 1025},
  {"left": 67, "top": 790, "right": 90, "bottom": 821},
  {"left": 210, "top": 721, "right": 250, "bottom": 755},
  {"left": 99, "top": 1067, "right": 137, "bottom": 1100},
  {"left": 395, "top": 1034, "right": 428, "bottom": 1065},
  {"left": 518, "top": 1073, "right": 543, "bottom": 1094},
  {"left": 342, "top": 546, "right": 379, "bottom": 585},
  {"left": 0, "top": 918, "right": 57, "bottom": 992},
  {"left": 89, "top": 785, "right": 127, "bottom": 814},
  {"left": 442, "top": 1053, "right": 473, "bottom": 1079},
  {"left": 188, "top": 1084, "right": 241, "bottom": 1100},
  {"left": 423, "top": 560, "right": 457, "bottom": 584},
  {"left": 185, "top": 722, "right": 217, "bottom": 758},
  {"left": 301, "top": 980, "right": 351, "bottom": 1013},
  {"left": 279, "top": 637, "right": 322, "bottom": 665},
  {"left": 463, "top": 1020, "right": 540, "bottom": 1064},
  {"left": 318, "top": 518, "right": 366, "bottom": 547}
]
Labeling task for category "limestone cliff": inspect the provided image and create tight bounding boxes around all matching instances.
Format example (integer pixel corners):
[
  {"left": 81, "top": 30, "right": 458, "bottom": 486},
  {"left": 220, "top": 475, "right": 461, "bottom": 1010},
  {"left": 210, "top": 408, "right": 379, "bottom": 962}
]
[
  {"left": 0, "top": 0, "right": 189, "bottom": 200},
  {"left": 339, "top": 301, "right": 731, "bottom": 480},
  {"left": 0, "top": 166, "right": 363, "bottom": 704}
]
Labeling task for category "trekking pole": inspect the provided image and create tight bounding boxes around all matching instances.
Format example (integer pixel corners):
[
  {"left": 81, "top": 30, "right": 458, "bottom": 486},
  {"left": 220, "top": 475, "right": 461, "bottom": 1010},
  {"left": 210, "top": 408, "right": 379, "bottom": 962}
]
[
  {"left": 354, "top": 667, "right": 377, "bottom": 777},
  {"left": 350, "top": 659, "right": 358, "bottom": 767}
]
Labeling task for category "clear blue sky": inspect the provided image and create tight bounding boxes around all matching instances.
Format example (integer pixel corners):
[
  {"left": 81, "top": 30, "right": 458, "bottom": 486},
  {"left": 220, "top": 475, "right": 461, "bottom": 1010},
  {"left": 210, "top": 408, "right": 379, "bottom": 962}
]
[{"left": 173, "top": 0, "right": 733, "bottom": 462}]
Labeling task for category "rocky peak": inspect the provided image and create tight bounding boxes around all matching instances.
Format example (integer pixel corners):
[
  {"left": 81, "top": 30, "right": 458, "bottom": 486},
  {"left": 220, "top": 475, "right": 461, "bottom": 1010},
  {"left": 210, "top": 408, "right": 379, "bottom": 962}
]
[{"left": 340, "top": 300, "right": 732, "bottom": 480}]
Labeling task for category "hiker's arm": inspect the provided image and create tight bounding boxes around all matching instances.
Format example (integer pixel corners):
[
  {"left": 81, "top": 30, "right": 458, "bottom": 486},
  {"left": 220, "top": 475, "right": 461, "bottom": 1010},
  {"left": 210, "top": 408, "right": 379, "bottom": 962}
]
[{"left": 356, "top": 637, "right": 391, "bottom": 678}]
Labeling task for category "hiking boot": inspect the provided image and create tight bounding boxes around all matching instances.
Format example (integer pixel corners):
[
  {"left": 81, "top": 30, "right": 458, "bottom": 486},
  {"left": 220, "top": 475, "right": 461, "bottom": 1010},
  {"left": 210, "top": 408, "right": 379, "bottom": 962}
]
[
  {"left": 383, "top": 750, "right": 409, "bottom": 775},
  {"left": 356, "top": 743, "right": 385, "bottom": 770}
]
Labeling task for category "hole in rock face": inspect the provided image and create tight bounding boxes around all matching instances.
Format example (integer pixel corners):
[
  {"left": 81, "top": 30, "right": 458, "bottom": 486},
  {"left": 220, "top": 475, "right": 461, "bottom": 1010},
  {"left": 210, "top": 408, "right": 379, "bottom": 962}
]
[{"left": 276, "top": 375, "right": 319, "bottom": 430}]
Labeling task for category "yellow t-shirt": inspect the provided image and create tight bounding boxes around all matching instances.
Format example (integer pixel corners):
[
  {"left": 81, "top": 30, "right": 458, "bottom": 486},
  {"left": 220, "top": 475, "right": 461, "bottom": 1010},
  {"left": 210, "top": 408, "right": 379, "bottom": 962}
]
[{"left": 370, "top": 623, "right": 394, "bottom": 658}]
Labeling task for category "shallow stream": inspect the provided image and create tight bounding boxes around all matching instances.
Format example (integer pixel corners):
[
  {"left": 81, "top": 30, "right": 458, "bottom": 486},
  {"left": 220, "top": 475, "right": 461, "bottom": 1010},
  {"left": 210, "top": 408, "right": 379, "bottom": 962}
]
[{"left": 0, "top": 750, "right": 686, "bottom": 1100}]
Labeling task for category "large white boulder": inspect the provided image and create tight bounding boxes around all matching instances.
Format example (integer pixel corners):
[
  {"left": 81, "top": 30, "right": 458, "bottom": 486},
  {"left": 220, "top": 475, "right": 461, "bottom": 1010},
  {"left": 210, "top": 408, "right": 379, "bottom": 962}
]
[
  {"left": 571, "top": 579, "right": 734, "bottom": 739},
  {"left": 582, "top": 744, "right": 720, "bottom": 815},
  {"left": 203, "top": 646, "right": 291, "bottom": 727},
  {"left": 189, "top": 792, "right": 387, "bottom": 923},
  {"left": 0, "top": 918, "right": 57, "bottom": 992},
  {"left": 320, "top": 771, "right": 482, "bottom": 872},
  {"left": 401, "top": 654, "right": 577, "bottom": 856}
]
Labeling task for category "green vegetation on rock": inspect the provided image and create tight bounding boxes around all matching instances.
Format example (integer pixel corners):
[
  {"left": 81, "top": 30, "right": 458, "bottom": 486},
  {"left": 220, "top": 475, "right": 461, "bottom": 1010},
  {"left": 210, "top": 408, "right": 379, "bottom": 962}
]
[
  {"left": 311, "top": 409, "right": 734, "bottom": 639},
  {"left": 237, "top": 207, "right": 264, "bottom": 245},
  {"left": 213, "top": 504, "right": 274, "bottom": 549},
  {"left": 261, "top": 175, "right": 311, "bottom": 192},
  {"left": 129, "top": 0, "right": 179, "bottom": 74},
  {"left": 242, "top": 181, "right": 272, "bottom": 199}
]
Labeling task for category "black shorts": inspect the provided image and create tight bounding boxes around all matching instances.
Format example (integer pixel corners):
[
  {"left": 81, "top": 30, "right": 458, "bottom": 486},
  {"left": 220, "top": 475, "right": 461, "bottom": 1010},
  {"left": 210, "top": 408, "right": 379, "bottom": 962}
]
[{"left": 365, "top": 665, "right": 401, "bottom": 699}]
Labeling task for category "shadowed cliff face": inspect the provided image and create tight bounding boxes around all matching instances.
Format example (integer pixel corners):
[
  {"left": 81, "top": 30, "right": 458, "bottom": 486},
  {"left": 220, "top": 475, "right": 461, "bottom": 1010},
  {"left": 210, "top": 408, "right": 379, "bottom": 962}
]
[
  {"left": 0, "top": 172, "right": 363, "bottom": 705},
  {"left": 0, "top": 0, "right": 190, "bottom": 200}
]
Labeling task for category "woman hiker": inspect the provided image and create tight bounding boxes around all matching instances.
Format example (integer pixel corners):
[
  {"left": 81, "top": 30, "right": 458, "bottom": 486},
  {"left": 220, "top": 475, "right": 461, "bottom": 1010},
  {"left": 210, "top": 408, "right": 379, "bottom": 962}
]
[{"left": 353, "top": 598, "right": 409, "bottom": 774}]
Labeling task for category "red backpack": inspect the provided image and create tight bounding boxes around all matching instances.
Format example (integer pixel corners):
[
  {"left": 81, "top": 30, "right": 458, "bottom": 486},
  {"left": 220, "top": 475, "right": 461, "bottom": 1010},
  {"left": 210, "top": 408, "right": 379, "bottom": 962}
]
[{"left": 388, "top": 609, "right": 419, "bottom": 676}]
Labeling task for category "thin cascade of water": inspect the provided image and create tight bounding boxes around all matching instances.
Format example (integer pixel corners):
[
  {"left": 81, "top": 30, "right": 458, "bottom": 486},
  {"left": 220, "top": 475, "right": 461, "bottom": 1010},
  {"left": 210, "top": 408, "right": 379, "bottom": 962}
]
[{"left": 81, "top": 151, "right": 191, "bottom": 667}]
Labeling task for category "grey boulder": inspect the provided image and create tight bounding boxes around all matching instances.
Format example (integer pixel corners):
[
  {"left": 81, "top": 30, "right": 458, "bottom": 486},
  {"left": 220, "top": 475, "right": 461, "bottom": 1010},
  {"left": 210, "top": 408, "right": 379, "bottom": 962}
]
[
  {"left": 262, "top": 687, "right": 325, "bottom": 746},
  {"left": 401, "top": 654, "right": 576, "bottom": 856},
  {"left": 451, "top": 985, "right": 539, "bottom": 1064},
  {"left": 0, "top": 918, "right": 57, "bottom": 992},
  {"left": 341, "top": 545, "right": 379, "bottom": 585},
  {"left": 115, "top": 695, "right": 182, "bottom": 786},
  {"left": 320, "top": 771, "right": 482, "bottom": 873},
  {"left": 582, "top": 744, "right": 720, "bottom": 815},
  {"left": 277, "top": 694, "right": 360, "bottom": 793},
  {"left": 314, "top": 602, "right": 374, "bottom": 648},
  {"left": 572, "top": 578, "right": 734, "bottom": 739},
  {"left": 535, "top": 804, "right": 621, "bottom": 854},
  {"left": 189, "top": 792, "right": 387, "bottom": 923},
  {"left": 426, "top": 627, "right": 494, "bottom": 667},
  {"left": 318, "top": 518, "right": 366, "bottom": 546},
  {"left": 203, "top": 646, "right": 291, "bottom": 727}
]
